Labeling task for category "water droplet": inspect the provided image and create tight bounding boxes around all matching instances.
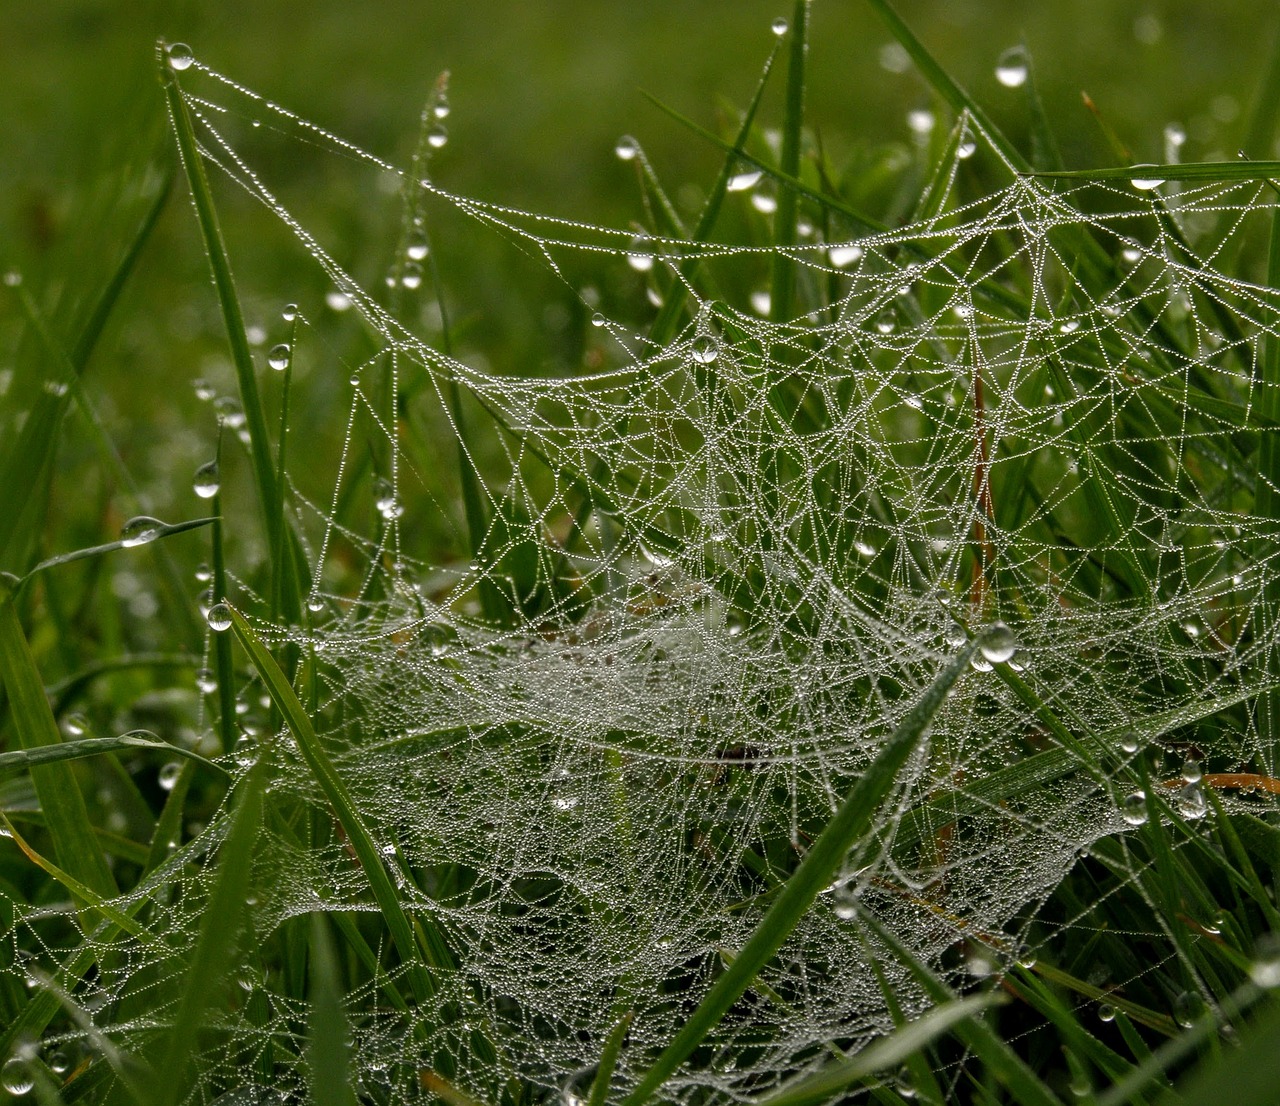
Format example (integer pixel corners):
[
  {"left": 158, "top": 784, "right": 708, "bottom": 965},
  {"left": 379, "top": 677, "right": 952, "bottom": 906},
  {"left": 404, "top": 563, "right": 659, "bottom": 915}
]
[
  {"left": 1119, "top": 731, "right": 1141, "bottom": 753},
  {"left": 1181, "top": 759, "right": 1203, "bottom": 784},
  {"left": 750, "top": 290, "right": 772, "bottom": 315},
  {"left": 1173, "top": 990, "right": 1204, "bottom": 1028},
  {"left": 267, "top": 343, "right": 291, "bottom": 371},
  {"left": 121, "top": 516, "right": 164, "bottom": 548},
  {"left": 979, "top": 621, "right": 1018, "bottom": 664},
  {"left": 965, "top": 951, "right": 996, "bottom": 978},
  {"left": 1131, "top": 168, "right": 1166, "bottom": 191},
  {"left": 374, "top": 477, "right": 404, "bottom": 520},
  {"left": 401, "top": 261, "right": 423, "bottom": 290},
  {"left": 691, "top": 335, "right": 718, "bottom": 364},
  {"left": 158, "top": 761, "right": 182, "bottom": 791},
  {"left": 193, "top": 460, "right": 220, "bottom": 499},
  {"left": 944, "top": 622, "right": 967, "bottom": 649},
  {"left": 234, "top": 734, "right": 256, "bottom": 767},
  {"left": 47, "top": 1051, "right": 69, "bottom": 1076},
  {"left": 970, "top": 654, "right": 994, "bottom": 672},
  {"left": 875, "top": 309, "right": 897, "bottom": 335},
  {"left": 627, "top": 235, "right": 655, "bottom": 272},
  {"left": 214, "top": 396, "right": 245, "bottom": 428},
  {"left": 1059, "top": 319, "right": 1080, "bottom": 334},
  {"left": 307, "top": 596, "right": 325, "bottom": 613},
  {"left": 326, "top": 289, "right": 353, "bottom": 312},
  {"left": 751, "top": 186, "right": 778, "bottom": 214},
  {"left": 64, "top": 712, "right": 89, "bottom": 737},
  {"left": 853, "top": 540, "right": 876, "bottom": 557},
  {"left": 615, "top": 135, "right": 640, "bottom": 161},
  {"left": 166, "top": 43, "right": 194, "bottom": 71},
  {"left": 2, "top": 270, "right": 22, "bottom": 287},
  {"left": 282, "top": 302, "right": 298, "bottom": 322},
  {"left": 827, "top": 243, "right": 864, "bottom": 268},
  {"left": 727, "top": 167, "right": 763, "bottom": 192},
  {"left": 591, "top": 311, "right": 607, "bottom": 328},
  {"left": 207, "top": 603, "right": 233, "bottom": 633},
  {"left": 958, "top": 140, "right": 977, "bottom": 159},
  {"left": 195, "top": 668, "right": 217, "bottom": 694},
  {"left": 407, "top": 227, "right": 430, "bottom": 261},
  {"left": 553, "top": 795, "right": 580, "bottom": 811},
  {"left": 193, "top": 378, "right": 216, "bottom": 402},
  {"left": 1098, "top": 1002, "right": 1116, "bottom": 1022},
  {"left": 433, "top": 95, "right": 450, "bottom": 120},
  {"left": 427, "top": 123, "right": 448, "bottom": 148},
  {"left": 1164, "top": 122, "right": 1187, "bottom": 149},
  {"left": 1177, "top": 783, "right": 1207, "bottom": 820},
  {"left": 1250, "top": 933, "right": 1280, "bottom": 988},
  {"left": 995, "top": 46, "right": 1028, "bottom": 88},
  {"left": 1121, "top": 792, "right": 1148, "bottom": 825},
  {"left": 771, "top": 16, "right": 789, "bottom": 35}
]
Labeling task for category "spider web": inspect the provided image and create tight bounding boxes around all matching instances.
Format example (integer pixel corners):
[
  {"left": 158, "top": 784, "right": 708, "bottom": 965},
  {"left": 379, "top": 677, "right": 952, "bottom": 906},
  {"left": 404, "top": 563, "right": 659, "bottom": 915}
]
[{"left": 5, "top": 49, "right": 1280, "bottom": 1105}]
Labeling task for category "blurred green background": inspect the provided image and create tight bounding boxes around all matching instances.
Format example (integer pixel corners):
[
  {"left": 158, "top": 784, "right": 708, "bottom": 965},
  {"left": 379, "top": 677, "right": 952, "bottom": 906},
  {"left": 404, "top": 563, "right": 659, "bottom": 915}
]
[{"left": 0, "top": 0, "right": 1275, "bottom": 586}]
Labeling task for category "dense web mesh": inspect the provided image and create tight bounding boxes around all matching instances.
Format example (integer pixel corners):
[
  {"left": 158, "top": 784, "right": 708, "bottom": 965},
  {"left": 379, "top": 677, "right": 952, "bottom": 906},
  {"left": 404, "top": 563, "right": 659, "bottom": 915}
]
[{"left": 6, "top": 50, "right": 1280, "bottom": 1105}]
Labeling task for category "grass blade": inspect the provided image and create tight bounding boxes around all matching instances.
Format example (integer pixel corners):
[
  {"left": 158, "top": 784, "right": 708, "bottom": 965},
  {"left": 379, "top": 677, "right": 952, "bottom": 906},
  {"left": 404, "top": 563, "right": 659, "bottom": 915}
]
[
  {"left": 152, "top": 761, "right": 265, "bottom": 1106},
  {"left": 620, "top": 639, "right": 980, "bottom": 1106},
  {"left": 1029, "top": 161, "right": 1280, "bottom": 182},
  {"left": 307, "top": 912, "right": 358, "bottom": 1106},
  {"left": 0, "top": 732, "right": 227, "bottom": 778},
  {"left": 0, "top": 583, "right": 116, "bottom": 900},
  {"left": 769, "top": 0, "right": 809, "bottom": 323},
  {"left": 755, "top": 995, "right": 997, "bottom": 1106},
  {"left": 588, "top": 1011, "right": 634, "bottom": 1106},
  {"left": 226, "top": 605, "right": 443, "bottom": 1002}
]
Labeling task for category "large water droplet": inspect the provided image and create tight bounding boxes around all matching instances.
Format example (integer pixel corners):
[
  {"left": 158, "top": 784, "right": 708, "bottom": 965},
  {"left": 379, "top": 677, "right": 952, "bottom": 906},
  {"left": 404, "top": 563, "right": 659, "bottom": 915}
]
[
  {"left": 1119, "top": 731, "right": 1141, "bottom": 754},
  {"left": 401, "top": 261, "right": 424, "bottom": 290},
  {"left": 195, "top": 668, "right": 217, "bottom": 694},
  {"left": 944, "top": 622, "right": 967, "bottom": 649},
  {"left": 64, "top": 712, "right": 88, "bottom": 737},
  {"left": 158, "top": 761, "right": 182, "bottom": 791},
  {"left": 121, "top": 516, "right": 164, "bottom": 548},
  {"left": 1181, "top": 758, "right": 1203, "bottom": 784},
  {"left": 307, "top": 595, "right": 325, "bottom": 613},
  {"left": 770, "top": 16, "right": 789, "bottom": 35},
  {"left": 994, "top": 46, "right": 1028, "bottom": 88},
  {"left": 1176, "top": 783, "right": 1207, "bottom": 820},
  {"left": 193, "top": 460, "right": 220, "bottom": 499},
  {"left": 979, "top": 621, "right": 1018, "bottom": 664},
  {"left": 615, "top": 135, "right": 640, "bottom": 161},
  {"left": 326, "top": 289, "right": 353, "bottom": 312},
  {"left": 282, "top": 302, "right": 299, "bottom": 322},
  {"left": 1250, "top": 933, "right": 1280, "bottom": 988},
  {"left": 267, "top": 343, "right": 291, "bottom": 371},
  {"left": 193, "top": 378, "right": 216, "bottom": 402},
  {"left": 691, "top": 335, "right": 719, "bottom": 364},
  {"left": 166, "top": 43, "right": 194, "bottom": 71},
  {"left": 1131, "top": 168, "right": 1166, "bottom": 191},
  {"left": 1173, "top": 991, "right": 1205, "bottom": 1028},
  {"left": 827, "top": 243, "right": 864, "bottom": 268},
  {"left": 207, "top": 603, "right": 233, "bottom": 633},
  {"left": 1121, "top": 792, "right": 1148, "bottom": 826},
  {"left": 374, "top": 477, "right": 404, "bottom": 521},
  {"left": 727, "top": 166, "right": 764, "bottom": 192},
  {"left": 427, "top": 123, "right": 448, "bottom": 148}
]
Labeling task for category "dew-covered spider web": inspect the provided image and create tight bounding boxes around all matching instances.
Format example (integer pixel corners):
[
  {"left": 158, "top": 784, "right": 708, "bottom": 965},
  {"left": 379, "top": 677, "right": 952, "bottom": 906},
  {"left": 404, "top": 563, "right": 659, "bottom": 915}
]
[{"left": 7, "top": 47, "right": 1280, "bottom": 1105}]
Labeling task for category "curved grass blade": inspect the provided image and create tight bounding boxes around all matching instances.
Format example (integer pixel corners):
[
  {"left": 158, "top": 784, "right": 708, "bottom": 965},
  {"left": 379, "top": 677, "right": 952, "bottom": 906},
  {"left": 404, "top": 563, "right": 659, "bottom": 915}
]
[
  {"left": 0, "top": 585, "right": 116, "bottom": 900},
  {"left": 19, "top": 517, "right": 216, "bottom": 586},
  {"left": 588, "top": 1011, "right": 634, "bottom": 1106},
  {"left": 755, "top": 994, "right": 996, "bottom": 1106},
  {"left": 0, "top": 732, "right": 227, "bottom": 779},
  {"left": 619, "top": 640, "right": 980, "bottom": 1106},
  {"left": 226, "top": 606, "right": 443, "bottom": 1002}
]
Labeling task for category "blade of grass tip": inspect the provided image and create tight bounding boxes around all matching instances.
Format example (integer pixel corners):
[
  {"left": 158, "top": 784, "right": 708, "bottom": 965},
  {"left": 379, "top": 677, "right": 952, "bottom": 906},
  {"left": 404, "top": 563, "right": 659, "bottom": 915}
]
[
  {"left": 1079, "top": 92, "right": 1133, "bottom": 164},
  {"left": 857, "top": 913, "right": 1065, "bottom": 1106},
  {"left": 755, "top": 994, "right": 998, "bottom": 1106},
  {"left": 307, "top": 912, "right": 358, "bottom": 1106},
  {"left": 0, "top": 581, "right": 116, "bottom": 899},
  {"left": 587, "top": 1011, "right": 634, "bottom": 1106},
  {"left": 151, "top": 760, "right": 266, "bottom": 1106},
  {"left": 226, "top": 605, "right": 442, "bottom": 1003},
  {"left": 1023, "top": 53, "right": 1064, "bottom": 172},
  {"left": 19, "top": 517, "right": 216, "bottom": 585},
  {"left": 619, "top": 639, "right": 981, "bottom": 1106},
  {"left": 865, "top": 0, "right": 1027, "bottom": 173},
  {"left": 158, "top": 42, "right": 299, "bottom": 623},
  {"left": 769, "top": 0, "right": 809, "bottom": 324}
]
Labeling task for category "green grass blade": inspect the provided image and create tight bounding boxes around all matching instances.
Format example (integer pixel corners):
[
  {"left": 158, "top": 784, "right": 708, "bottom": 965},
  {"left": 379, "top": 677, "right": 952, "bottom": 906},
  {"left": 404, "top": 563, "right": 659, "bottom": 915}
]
[
  {"left": 158, "top": 43, "right": 303, "bottom": 624},
  {"left": 755, "top": 995, "right": 997, "bottom": 1106},
  {"left": 1176, "top": 996, "right": 1280, "bottom": 1106},
  {"left": 307, "top": 912, "right": 358, "bottom": 1106},
  {"left": 858, "top": 913, "right": 1064, "bottom": 1106},
  {"left": 226, "top": 605, "right": 443, "bottom": 1002},
  {"left": 588, "top": 1011, "right": 634, "bottom": 1106},
  {"left": 19, "top": 517, "right": 216, "bottom": 586},
  {"left": 769, "top": 0, "right": 809, "bottom": 323},
  {"left": 0, "top": 584, "right": 116, "bottom": 900},
  {"left": 865, "top": 0, "right": 1027, "bottom": 172},
  {"left": 620, "top": 639, "right": 980, "bottom": 1106},
  {"left": 1256, "top": 206, "right": 1280, "bottom": 774},
  {"left": 647, "top": 43, "right": 781, "bottom": 346},
  {"left": 152, "top": 761, "right": 265, "bottom": 1106},
  {"left": 0, "top": 731, "right": 227, "bottom": 778},
  {"left": 1029, "top": 161, "right": 1280, "bottom": 182},
  {"left": 0, "top": 813, "right": 145, "bottom": 939}
]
